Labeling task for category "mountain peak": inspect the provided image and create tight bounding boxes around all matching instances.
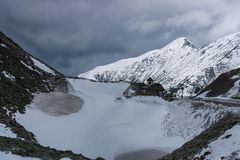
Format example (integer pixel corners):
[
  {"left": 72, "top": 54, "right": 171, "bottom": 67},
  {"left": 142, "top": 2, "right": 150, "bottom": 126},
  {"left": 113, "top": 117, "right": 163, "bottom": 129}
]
[
  {"left": 79, "top": 32, "right": 240, "bottom": 94},
  {"left": 167, "top": 37, "right": 195, "bottom": 49}
]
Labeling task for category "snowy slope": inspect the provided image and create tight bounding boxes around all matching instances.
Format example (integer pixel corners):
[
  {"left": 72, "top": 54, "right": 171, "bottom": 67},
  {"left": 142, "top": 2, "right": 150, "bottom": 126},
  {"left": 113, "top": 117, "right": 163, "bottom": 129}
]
[
  {"left": 195, "top": 124, "right": 240, "bottom": 160},
  {"left": 15, "top": 79, "right": 236, "bottom": 160},
  {"left": 79, "top": 32, "right": 240, "bottom": 95},
  {"left": 30, "top": 57, "right": 56, "bottom": 75}
]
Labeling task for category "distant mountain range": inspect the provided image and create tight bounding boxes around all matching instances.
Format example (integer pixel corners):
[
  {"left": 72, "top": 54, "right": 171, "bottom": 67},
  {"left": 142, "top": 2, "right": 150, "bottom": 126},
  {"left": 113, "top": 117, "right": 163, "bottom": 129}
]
[{"left": 79, "top": 32, "right": 240, "bottom": 95}]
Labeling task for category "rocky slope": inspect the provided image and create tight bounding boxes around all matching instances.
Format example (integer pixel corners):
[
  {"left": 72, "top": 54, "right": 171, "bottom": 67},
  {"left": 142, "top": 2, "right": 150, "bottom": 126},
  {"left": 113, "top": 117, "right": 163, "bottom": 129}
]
[
  {"left": 79, "top": 32, "right": 240, "bottom": 96},
  {"left": 160, "top": 113, "right": 240, "bottom": 160},
  {"left": 0, "top": 136, "right": 90, "bottom": 160},
  {"left": 197, "top": 68, "right": 240, "bottom": 98},
  {"left": 0, "top": 31, "right": 98, "bottom": 159},
  {"left": 0, "top": 31, "right": 66, "bottom": 141}
]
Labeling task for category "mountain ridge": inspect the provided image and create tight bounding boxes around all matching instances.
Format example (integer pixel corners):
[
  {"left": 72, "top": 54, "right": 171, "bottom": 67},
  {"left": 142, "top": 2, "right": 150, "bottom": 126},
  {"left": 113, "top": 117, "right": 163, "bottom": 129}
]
[{"left": 79, "top": 32, "right": 240, "bottom": 95}]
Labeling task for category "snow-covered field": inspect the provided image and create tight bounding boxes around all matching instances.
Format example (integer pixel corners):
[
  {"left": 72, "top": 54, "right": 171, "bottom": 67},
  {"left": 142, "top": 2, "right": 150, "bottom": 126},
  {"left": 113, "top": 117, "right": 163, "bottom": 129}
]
[{"left": 15, "top": 79, "right": 235, "bottom": 160}]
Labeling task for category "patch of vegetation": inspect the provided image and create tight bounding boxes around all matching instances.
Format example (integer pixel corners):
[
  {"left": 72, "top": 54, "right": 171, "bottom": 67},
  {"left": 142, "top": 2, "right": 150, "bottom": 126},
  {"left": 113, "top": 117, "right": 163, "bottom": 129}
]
[
  {"left": 0, "top": 136, "right": 105, "bottom": 160},
  {"left": 160, "top": 113, "right": 240, "bottom": 160}
]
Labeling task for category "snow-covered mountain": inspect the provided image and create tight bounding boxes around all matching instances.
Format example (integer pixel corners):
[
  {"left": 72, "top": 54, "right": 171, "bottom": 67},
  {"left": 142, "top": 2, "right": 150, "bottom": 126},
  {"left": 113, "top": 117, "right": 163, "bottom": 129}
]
[
  {"left": 1, "top": 30, "right": 240, "bottom": 160},
  {"left": 79, "top": 32, "right": 240, "bottom": 95}
]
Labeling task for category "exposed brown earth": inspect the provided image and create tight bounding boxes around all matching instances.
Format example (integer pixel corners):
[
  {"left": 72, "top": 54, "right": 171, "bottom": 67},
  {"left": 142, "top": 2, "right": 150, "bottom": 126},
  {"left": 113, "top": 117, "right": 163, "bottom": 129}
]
[{"left": 31, "top": 92, "right": 83, "bottom": 116}]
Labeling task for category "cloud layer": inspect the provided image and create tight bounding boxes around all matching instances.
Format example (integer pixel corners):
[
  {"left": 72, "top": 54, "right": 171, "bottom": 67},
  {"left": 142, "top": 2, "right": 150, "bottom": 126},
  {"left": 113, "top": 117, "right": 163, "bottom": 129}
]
[{"left": 0, "top": 0, "right": 240, "bottom": 75}]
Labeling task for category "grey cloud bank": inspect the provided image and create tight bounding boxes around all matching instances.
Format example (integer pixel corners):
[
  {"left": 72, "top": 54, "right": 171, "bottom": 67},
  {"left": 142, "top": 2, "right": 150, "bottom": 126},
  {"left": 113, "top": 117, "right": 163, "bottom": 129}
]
[{"left": 0, "top": 0, "right": 240, "bottom": 75}]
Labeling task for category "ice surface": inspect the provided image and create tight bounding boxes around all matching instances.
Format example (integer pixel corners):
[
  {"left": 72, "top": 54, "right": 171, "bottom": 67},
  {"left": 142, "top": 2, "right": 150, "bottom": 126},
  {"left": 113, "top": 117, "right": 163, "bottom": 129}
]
[{"left": 15, "top": 79, "right": 234, "bottom": 160}]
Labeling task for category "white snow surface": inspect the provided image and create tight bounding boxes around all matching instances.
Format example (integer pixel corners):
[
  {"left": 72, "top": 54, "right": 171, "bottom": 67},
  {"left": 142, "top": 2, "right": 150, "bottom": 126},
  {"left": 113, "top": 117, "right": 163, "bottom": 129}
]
[
  {"left": 1, "top": 70, "right": 15, "bottom": 81},
  {"left": 79, "top": 32, "right": 240, "bottom": 96},
  {"left": 224, "top": 79, "right": 240, "bottom": 98},
  {"left": 0, "top": 43, "right": 7, "bottom": 48},
  {"left": 31, "top": 57, "right": 56, "bottom": 75},
  {"left": 0, "top": 123, "right": 16, "bottom": 138},
  {"left": 60, "top": 158, "right": 72, "bottom": 160},
  {"left": 20, "top": 60, "right": 34, "bottom": 71},
  {"left": 0, "top": 152, "right": 40, "bottom": 160},
  {"left": 16, "top": 79, "right": 234, "bottom": 160},
  {"left": 195, "top": 124, "right": 240, "bottom": 160}
]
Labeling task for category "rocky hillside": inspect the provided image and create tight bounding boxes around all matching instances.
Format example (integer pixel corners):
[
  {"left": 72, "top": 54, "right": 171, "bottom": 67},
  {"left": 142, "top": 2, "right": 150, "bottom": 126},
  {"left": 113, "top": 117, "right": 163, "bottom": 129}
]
[
  {"left": 0, "top": 31, "right": 101, "bottom": 159},
  {"left": 160, "top": 113, "right": 240, "bottom": 160},
  {"left": 0, "top": 136, "right": 91, "bottom": 160},
  {"left": 79, "top": 32, "right": 240, "bottom": 96},
  {"left": 197, "top": 68, "right": 240, "bottom": 98},
  {"left": 0, "top": 31, "right": 67, "bottom": 141}
]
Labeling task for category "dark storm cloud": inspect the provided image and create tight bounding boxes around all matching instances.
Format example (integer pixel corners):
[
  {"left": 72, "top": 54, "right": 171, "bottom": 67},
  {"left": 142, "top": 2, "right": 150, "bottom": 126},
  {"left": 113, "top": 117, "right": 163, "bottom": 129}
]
[{"left": 0, "top": 0, "right": 240, "bottom": 75}]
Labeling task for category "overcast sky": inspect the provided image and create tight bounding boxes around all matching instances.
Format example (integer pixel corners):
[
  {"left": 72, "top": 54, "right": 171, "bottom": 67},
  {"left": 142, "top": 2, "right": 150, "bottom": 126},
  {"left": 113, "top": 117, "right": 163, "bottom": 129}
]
[{"left": 0, "top": 0, "right": 240, "bottom": 75}]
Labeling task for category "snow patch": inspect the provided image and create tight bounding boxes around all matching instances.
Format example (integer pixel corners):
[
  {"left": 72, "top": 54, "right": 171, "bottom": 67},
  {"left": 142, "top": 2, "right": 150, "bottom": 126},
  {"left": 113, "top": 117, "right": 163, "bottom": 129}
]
[
  {"left": 31, "top": 57, "right": 56, "bottom": 75},
  {"left": 1, "top": 71, "right": 15, "bottom": 81},
  {"left": 230, "top": 75, "right": 240, "bottom": 80},
  {"left": 0, "top": 43, "right": 7, "bottom": 48},
  {"left": 20, "top": 61, "right": 34, "bottom": 71},
  {"left": 60, "top": 158, "right": 72, "bottom": 160},
  {"left": 0, "top": 123, "right": 16, "bottom": 138}
]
